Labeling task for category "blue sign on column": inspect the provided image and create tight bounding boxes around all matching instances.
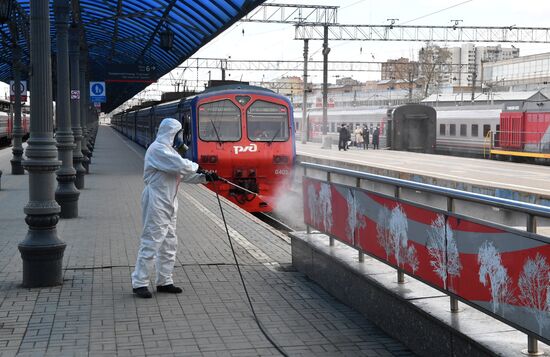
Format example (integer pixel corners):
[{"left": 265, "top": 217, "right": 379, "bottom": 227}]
[{"left": 90, "top": 81, "right": 106, "bottom": 103}]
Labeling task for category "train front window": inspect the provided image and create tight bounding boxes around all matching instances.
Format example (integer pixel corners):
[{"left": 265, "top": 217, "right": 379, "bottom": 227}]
[
  {"left": 247, "top": 100, "right": 289, "bottom": 142},
  {"left": 198, "top": 100, "right": 241, "bottom": 142}
]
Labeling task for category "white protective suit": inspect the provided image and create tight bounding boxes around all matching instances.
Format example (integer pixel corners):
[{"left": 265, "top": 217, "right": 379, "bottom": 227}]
[{"left": 131, "top": 118, "right": 206, "bottom": 289}]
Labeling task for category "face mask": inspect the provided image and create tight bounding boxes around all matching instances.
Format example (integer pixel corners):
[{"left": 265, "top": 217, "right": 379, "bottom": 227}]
[{"left": 172, "top": 129, "right": 188, "bottom": 157}]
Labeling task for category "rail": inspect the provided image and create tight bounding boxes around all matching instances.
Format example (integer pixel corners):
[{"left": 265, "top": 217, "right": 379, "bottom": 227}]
[{"left": 299, "top": 161, "right": 550, "bottom": 354}]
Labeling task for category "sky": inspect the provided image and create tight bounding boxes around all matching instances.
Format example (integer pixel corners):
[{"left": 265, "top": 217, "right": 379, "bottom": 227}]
[
  {"left": 136, "top": 0, "right": 550, "bottom": 103},
  {"left": 4, "top": 0, "right": 550, "bottom": 107}
]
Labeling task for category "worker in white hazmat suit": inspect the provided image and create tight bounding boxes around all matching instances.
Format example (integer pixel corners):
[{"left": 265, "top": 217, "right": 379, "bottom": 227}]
[{"left": 131, "top": 118, "right": 218, "bottom": 298}]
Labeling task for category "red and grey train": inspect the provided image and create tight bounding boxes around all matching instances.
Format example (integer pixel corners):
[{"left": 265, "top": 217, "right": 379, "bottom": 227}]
[
  {"left": 111, "top": 84, "right": 296, "bottom": 213},
  {"left": 0, "top": 98, "right": 30, "bottom": 146},
  {"left": 296, "top": 100, "right": 550, "bottom": 162}
]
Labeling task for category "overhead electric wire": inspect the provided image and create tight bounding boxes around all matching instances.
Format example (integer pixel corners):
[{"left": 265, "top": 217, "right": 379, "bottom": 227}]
[{"left": 400, "top": 0, "right": 474, "bottom": 25}]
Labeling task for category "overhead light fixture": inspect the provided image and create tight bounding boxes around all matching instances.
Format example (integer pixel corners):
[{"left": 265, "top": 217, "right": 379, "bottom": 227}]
[
  {"left": 159, "top": 24, "right": 174, "bottom": 51},
  {"left": 0, "top": 0, "right": 13, "bottom": 24}
]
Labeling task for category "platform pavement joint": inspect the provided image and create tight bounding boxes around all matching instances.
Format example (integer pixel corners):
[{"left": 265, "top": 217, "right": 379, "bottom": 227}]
[{"left": 0, "top": 125, "right": 415, "bottom": 356}]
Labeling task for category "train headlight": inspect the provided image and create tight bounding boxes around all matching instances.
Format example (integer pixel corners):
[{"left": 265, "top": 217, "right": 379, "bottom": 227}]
[
  {"left": 201, "top": 155, "right": 218, "bottom": 164},
  {"left": 273, "top": 155, "right": 289, "bottom": 164}
]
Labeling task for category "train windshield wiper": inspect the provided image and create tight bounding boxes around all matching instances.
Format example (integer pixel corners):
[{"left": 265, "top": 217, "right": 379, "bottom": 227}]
[
  {"left": 268, "top": 127, "right": 281, "bottom": 146},
  {"left": 210, "top": 119, "right": 222, "bottom": 145}
]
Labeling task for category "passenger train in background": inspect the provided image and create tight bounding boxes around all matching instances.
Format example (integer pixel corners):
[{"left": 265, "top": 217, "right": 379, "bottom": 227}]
[
  {"left": 0, "top": 98, "right": 30, "bottom": 146},
  {"left": 111, "top": 84, "right": 296, "bottom": 213},
  {"left": 295, "top": 100, "right": 550, "bottom": 163}
]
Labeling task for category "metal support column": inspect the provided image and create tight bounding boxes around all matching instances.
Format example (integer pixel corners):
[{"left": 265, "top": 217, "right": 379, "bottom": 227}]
[
  {"left": 79, "top": 53, "right": 90, "bottom": 172},
  {"left": 320, "top": 25, "right": 332, "bottom": 149},
  {"left": 54, "top": 0, "right": 79, "bottom": 218},
  {"left": 10, "top": 45, "right": 24, "bottom": 174},
  {"left": 69, "top": 24, "right": 85, "bottom": 189},
  {"left": 301, "top": 39, "right": 308, "bottom": 144},
  {"left": 18, "top": 0, "right": 66, "bottom": 287}
]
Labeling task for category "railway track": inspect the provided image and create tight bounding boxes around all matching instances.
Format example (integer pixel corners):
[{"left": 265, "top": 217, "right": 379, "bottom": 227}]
[{"left": 254, "top": 212, "right": 295, "bottom": 234}]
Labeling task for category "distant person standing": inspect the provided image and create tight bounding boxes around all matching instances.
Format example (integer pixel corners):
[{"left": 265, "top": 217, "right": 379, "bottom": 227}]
[
  {"left": 362, "top": 125, "right": 369, "bottom": 149},
  {"left": 372, "top": 125, "right": 380, "bottom": 150},
  {"left": 353, "top": 125, "right": 364, "bottom": 149},
  {"left": 345, "top": 125, "right": 352, "bottom": 150},
  {"left": 338, "top": 123, "right": 349, "bottom": 151}
]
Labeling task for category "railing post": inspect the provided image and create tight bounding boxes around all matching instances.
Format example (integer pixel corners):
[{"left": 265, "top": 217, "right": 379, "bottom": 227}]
[
  {"left": 327, "top": 171, "right": 333, "bottom": 246},
  {"left": 447, "top": 197, "right": 460, "bottom": 313},
  {"left": 522, "top": 335, "right": 543, "bottom": 356},
  {"left": 397, "top": 270, "right": 405, "bottom": 284},
  {"left": 523, "top": 215, "right": 541, "bottom": 356},
  {"left": 356, "top": 177, "right": 364, "bottom": 262},
  {"left": 527, "top": 214, "right": 537, "bottom": 234},
  {"left": 394, "top": 185, "right": 404, "bottom": 283}
]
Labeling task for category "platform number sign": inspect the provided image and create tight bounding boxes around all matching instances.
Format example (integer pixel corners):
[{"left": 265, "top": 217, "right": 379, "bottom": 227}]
[
  {"left": 90, "top": 81, "right": 106, "bottom": 103},
  {"left": 10, "top": 80, "right": 27, "bottom": 102}
]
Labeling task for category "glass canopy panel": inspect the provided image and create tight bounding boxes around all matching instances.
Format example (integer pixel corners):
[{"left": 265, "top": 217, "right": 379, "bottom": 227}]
[{"left": 0, "top": 0, "right": 265, "bottom": 112}]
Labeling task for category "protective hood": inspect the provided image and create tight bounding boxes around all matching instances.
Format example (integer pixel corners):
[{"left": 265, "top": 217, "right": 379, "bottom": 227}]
[{"left": 156, "top": 118, "right": 182, "bottom": 146}]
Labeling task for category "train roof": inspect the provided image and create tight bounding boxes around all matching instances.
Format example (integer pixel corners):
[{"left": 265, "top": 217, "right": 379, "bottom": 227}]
[
  {"left": 436, "top": 108, "right": 502, "bottom": 119},
  {"left": 422, "top": 90, "right": 548, "bottom": 106},
  {"left": 115, "top": 84, "right": 286, "bottom": 116},
  {"left": 306, "top": 106, "right": 388, "bottom": 115},
  {"left": 201, "top": 84, "right": 275, "bottom": 94}
]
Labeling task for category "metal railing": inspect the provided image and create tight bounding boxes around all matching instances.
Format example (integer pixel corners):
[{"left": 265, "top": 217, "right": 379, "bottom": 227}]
[
  {"left": 300, "top": 161, "right": 550, "bottom": 355},
  {"left": 484, "top": 130, "right": 550, "bottom": 159}
]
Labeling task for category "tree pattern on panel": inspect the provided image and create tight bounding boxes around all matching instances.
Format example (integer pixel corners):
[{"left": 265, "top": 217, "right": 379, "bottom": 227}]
[
  {"left": 426, "top": 214, "right": 462, "bottom": 290},
  {"left": 388, "top": 204, "right": 417, "bottom": 270},
  {"left": 406, "top": 245, "right": 419, "bottom": 273},
  {"left": 307, "top": 182, "right": 333, "bottom": 232},
  {"left": 518, "top": 253, "right": 550, "bottom": 334},
  {"left": 478, "top": 241, "right": 515, "bottom": 313},
  {"left": 346, "top": 189, "right": 366, "bottom": 245},
  {"left": 376, "top": 208, "right": 392, "bottom": 259}
]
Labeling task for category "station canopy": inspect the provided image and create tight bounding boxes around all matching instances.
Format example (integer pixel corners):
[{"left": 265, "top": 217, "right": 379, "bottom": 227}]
[{"left": 0, "top": 0, "right": 265, "bottom": 112}]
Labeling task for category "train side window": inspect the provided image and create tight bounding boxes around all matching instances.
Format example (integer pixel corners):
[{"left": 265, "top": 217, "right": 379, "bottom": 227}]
[
  {"left": 471, "top": 124, "right": 478, "bottom": 137},
  {"left": 247, "top": 100, "right": 289, "bottom": 142},
  {"left": 198, "top": 99, "right": 241, "bottom": 142},
  {"left": 460, "top": 124, "right": 467, "bottom": 136},
  {"left": 450, "top": 124, "right": 456, "bottom": 136},
  {"left": 439, "top": 124, "right": 445, "bottom": 136},
  {"left": 483, "top": 124, "right": 491, "bottom": 137}
]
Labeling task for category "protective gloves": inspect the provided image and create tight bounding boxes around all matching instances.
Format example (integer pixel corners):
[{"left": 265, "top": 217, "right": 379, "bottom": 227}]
[
  {"left": 196, "top": 167, "right": 220, "bottom": 182},
  {"left": 204, "top": 172, "right": 220, "bottom": 182}
]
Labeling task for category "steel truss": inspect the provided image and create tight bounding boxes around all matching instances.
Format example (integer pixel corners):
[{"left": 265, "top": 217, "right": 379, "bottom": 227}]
[
  {"left": 241, "top": 3, "right": 338, "bottom": 24},
  {"left": 295, "top": 24, "right": 550, "bottom": 43}
]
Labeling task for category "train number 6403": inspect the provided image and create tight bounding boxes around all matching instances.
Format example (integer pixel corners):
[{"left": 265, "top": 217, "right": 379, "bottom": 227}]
[{"left": 275, "top": 169, "right": 289, "bottom": 175}]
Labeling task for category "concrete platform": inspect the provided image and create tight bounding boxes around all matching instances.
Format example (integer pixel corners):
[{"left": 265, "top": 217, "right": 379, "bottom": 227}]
[
  {"left": 296, "top": 142, "right": 550, "bottom": 205},
  {"left": 0, "top": 126, "right": 414, "bottom": 356}
]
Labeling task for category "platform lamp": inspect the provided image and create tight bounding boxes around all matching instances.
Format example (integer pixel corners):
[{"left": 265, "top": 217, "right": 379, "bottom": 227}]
[
  {"left": 159, "top": 24, "right": 174, "bottom": 51},
  {"left": 0, "top": 0, "right": 12, "bottom": 24}
]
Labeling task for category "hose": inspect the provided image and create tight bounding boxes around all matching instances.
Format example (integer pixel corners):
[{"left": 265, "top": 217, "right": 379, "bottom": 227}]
[{"left": 212, "top": 180, "right": 289, "bottom": 357}]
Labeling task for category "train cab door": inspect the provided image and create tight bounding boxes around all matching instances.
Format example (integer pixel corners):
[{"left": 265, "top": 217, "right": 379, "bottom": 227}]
[
  {"left": 405, "top": 114, "right": 428, "bottom": 152},
  {"left": 180, "top": 109, "right": 194, "bottom": 159}
]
